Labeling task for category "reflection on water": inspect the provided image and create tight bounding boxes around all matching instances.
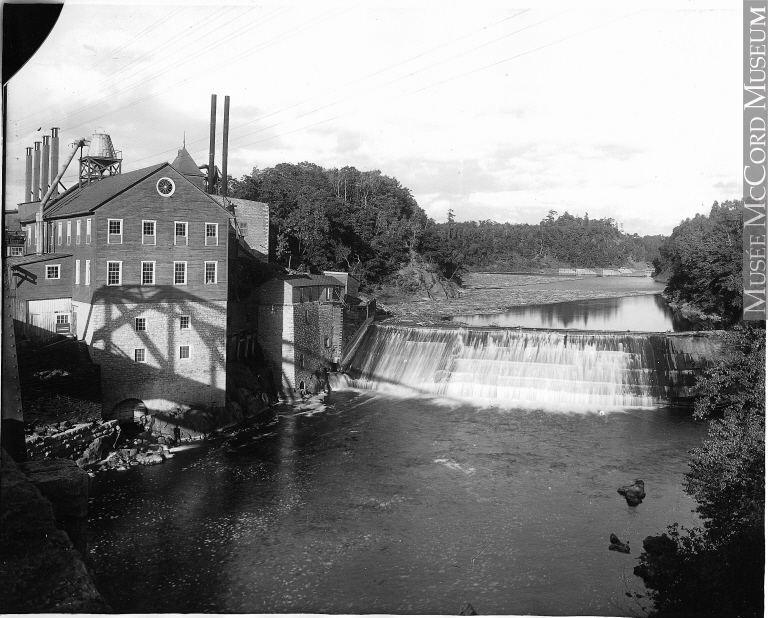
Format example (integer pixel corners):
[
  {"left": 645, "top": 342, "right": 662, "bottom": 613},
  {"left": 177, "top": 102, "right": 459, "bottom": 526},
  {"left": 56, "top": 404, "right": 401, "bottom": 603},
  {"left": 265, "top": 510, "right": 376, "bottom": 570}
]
[
  {"left": 455, "top": 295, "right": 690, "bottom": 332},
  {"left": 89, "top": 392, "right": 706, "bottom": 615}
]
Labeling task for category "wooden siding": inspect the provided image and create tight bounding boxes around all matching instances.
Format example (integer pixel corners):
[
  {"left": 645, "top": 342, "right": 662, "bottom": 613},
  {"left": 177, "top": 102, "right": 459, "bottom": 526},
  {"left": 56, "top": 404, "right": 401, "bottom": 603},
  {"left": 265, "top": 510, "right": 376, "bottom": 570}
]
[
  {"left": 24, "top": 297, "right": 72, "bottom": 342},
  {"left": 11, "top": 255, "right": 73, "bottom": 302},
  {"left": 92, "top": 167, "right": 230, "bottom": 303}
]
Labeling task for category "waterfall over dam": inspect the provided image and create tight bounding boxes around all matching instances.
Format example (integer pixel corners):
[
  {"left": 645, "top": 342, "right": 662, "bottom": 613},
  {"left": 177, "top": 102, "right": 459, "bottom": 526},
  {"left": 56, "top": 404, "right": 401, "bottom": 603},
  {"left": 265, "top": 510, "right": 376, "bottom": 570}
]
[{"left": 336, "top": 325, "right": 722, "bottom": 409}]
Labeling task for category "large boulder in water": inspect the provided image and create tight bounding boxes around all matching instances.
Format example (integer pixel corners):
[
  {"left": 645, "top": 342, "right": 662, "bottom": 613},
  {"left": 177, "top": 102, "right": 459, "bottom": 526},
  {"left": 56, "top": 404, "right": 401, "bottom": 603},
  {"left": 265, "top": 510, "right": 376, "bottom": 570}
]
[
  {"left": 609, "top": 533, "right": 631, "bottom": 553},
  {"left": 618, "top": 479, "right": 646, "bottom": 506}
]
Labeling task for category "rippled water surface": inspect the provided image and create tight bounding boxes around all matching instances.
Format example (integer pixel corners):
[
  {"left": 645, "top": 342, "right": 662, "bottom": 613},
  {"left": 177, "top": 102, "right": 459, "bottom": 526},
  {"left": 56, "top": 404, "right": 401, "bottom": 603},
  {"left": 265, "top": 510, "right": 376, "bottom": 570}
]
[{"left": 89, "top": 392, "right": 706, "bottom": 615}]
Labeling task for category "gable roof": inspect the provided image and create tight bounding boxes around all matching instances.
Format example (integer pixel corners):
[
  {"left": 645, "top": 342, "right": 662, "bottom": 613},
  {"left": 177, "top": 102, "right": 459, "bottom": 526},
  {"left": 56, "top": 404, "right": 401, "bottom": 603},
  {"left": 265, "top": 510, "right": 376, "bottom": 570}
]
[
  {"left": 172, "top": 148, "right": 205, "bottom": 177},
  {"left": 37, "top": 161, "right": 232, "bottom": 220},
  {"left": 42, "top": 163, "right": 167, "bottom": 219}
]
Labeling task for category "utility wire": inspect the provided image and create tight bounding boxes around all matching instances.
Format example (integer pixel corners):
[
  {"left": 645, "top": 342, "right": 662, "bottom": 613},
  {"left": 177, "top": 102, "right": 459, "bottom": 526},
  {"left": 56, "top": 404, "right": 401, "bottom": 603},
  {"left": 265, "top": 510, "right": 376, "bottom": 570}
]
[
  {"left": 125, "top": 9, "right": 531, "bottom": 168},
  {"left": 13, "top": 5, "right": 187, "bottom": 124},
  {"left": 228, "top": 9, "right": 643, "bottom": 155},
  {"left": 29, "top": 6, "right": 270, "bottom": 135},
  {"left": 61, "top": 6, "right": 338, "bottom": 135}
]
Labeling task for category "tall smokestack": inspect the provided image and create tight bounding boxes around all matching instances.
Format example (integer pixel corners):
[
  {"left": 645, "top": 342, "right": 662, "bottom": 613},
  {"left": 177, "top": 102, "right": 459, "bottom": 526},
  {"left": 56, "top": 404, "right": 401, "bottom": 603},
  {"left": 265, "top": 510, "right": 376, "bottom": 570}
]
[
  {"left": 208, "top": 94, "right": 217, "bottom": 194},
  {"left": 222, "top": 95, "right": 230, "bottom": 198},
  {"left": 32, "top": 142, "right": 41, "bottom": 202},
  {"left": 50, "top": 128, "right": 60, "bottom": 197},
  {"left": 41, "top": 136, "right": 50, "bottom": 199},
  {"left": 25, "top": 147, "right": 32, "bottom": 202}
]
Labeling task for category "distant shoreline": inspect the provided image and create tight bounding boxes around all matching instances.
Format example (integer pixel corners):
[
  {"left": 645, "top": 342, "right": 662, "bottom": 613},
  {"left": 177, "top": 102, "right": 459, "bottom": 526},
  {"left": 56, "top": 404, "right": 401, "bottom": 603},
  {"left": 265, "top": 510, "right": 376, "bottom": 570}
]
[{"left": 379, "top": 273, "right": 665, "bottom": 324}]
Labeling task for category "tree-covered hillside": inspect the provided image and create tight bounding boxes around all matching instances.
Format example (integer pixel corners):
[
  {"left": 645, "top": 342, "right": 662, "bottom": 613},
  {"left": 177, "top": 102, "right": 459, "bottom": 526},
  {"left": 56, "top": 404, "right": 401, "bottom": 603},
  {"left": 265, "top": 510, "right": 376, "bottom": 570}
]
[
  {"left": 232, "top": 163, "right": 665, "bottom": 288},
  {"left": 654, "top": 200, "right": 743, "bottom": 327},
  {"left": 231, "top": 163, "right": 427, "bottom": 287},
  {"left": 428, "top": 211, "right": 663, "bottom": 271}
]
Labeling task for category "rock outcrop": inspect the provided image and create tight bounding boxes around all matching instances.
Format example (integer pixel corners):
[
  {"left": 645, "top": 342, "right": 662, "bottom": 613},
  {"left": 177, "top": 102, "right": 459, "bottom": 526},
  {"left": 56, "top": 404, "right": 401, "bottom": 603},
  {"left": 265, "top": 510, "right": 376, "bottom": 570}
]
[
  {"left": 0, "top": 450, "right": 110, "bottom": 613},
  {"left": 618, "top": 479, "right": 646, "bottom": 506}
]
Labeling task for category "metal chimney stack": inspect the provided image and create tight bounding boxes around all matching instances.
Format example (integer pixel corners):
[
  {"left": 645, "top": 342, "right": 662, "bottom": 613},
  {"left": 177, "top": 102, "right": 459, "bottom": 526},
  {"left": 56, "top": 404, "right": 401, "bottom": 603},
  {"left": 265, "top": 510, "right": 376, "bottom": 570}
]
[
  {"left": 50, "top": 128, "right": 60, "bottom": 197},
  {"left": 24, "top": 147, "right": 32, "bottom": 202},
  {"left": 32, "top": 142, "right": 41, "bottom": 202},
  {"left": 41, "top": 136, "right": 50, "bottom": 200},
  {"left": 208, "top": 94, "right": 217, "bottom": 194},
  {"left": 222, "top": 95, "right": 230, "bottom": 198}
]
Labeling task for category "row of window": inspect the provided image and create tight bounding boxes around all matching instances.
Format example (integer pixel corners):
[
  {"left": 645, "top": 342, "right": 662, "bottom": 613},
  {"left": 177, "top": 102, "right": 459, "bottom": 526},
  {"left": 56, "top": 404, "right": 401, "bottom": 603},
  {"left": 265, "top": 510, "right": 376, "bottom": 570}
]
[
  {"left": 44, "top": 261, "right": 219, "bottom": 285},
  {"left": 134, "top": 345, "right": 191, "bottom": 364},
  {"left": 133, "top": 316, "right": 191, "bottom": 332},
  {"left": 109, "top": 219, "right": 219, "bottom": 246},
  {"left": 28, "top": 219, "right": 221, "bottom": 248}
]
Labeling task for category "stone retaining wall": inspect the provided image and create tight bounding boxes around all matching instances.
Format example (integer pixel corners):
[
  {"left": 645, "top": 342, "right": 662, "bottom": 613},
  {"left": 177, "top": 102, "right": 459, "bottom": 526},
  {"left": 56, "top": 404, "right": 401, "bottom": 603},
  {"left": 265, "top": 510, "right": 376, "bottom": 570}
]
[{"left": 25, "top": 420, "right": 119, "bottom": 461}]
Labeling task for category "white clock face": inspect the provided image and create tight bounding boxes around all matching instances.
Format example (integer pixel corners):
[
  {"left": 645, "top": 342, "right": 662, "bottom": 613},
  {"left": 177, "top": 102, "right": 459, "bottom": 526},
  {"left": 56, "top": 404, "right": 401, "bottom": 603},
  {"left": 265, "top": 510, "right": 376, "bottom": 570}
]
[{"left": 157, "top": 177, "right": 175, "bottom": 196}]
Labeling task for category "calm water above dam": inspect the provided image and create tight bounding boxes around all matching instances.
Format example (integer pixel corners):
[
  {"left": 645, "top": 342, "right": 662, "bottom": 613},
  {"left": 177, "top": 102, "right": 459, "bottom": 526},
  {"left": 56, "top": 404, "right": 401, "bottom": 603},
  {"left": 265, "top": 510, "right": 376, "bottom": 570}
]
[
  {"left": 89, "top": 392, "right": 706, "bottom": 615},
  {"left": 454, "top": 293, "right": 684, "bottom": 332}
]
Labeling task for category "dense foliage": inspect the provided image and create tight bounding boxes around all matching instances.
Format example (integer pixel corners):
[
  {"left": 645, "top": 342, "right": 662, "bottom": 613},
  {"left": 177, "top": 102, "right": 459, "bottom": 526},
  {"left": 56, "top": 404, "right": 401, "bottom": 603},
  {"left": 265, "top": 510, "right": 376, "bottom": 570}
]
[
  {"left": 231, "top": 163, "right": 428, "bottom": 287},
  {"left": 655, "top": 200, "right": 743, "bottom": 327},
  {"left": 634, "top": 200, "right": 765, "bottom": 618},
  {"left": 232, "top": 164, "right": 664, "bottom": 289},
  {"left": 426, "top": 211, "right": 663, "bottom": 271}
]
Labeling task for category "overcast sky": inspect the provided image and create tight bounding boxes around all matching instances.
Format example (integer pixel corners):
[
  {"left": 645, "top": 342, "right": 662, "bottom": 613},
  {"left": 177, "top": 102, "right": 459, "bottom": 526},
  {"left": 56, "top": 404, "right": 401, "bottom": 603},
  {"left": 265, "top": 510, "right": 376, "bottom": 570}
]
[{"left": 5, "top": 0, "right": 741, "bottom": 236}]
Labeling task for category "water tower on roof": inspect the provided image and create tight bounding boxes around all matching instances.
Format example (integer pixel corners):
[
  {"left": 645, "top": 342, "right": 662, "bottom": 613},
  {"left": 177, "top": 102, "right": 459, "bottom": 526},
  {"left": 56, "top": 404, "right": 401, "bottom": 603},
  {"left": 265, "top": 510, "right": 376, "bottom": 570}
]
[{"left": 79, "top": 127, "right": 122, "bottom": 185}]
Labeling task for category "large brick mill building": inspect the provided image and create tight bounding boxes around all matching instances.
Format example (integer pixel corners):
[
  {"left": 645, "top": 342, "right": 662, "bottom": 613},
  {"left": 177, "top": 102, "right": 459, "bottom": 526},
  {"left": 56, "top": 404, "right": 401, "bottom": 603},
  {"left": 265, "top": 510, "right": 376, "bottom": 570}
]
[{"left": 9, "top": 131, "right": 269, "bottom": 419}]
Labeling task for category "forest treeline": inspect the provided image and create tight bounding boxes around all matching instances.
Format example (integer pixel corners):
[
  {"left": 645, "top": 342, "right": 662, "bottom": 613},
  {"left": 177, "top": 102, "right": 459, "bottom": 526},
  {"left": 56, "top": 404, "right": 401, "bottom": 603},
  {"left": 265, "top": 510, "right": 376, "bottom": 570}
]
[{"left": 231, "top": 162, "right": 664, "bottom": 288}]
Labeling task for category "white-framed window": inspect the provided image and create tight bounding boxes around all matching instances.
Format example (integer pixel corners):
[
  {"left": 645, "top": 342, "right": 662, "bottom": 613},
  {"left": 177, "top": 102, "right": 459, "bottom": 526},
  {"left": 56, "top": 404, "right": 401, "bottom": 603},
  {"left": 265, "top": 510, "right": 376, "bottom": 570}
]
[
  {"left": 107, "top": 261, "right": 122, "bottom": 285},
  {"left": 204, "top": 261, "right": 217, "bottom": 284},
  {"left": 141, "top": 261, "right": 155, "bottom": 285},
  {"left": 179, "top": 315, "right": 191, "bottom": 330},
  {"left": 134, "top": 317, "right": 146, "bottom": 332},
  {"left": 142, "top": 220, "right": 156, "bottom": 245},
  {"left": 57, "top": 221, "right": 62, "bottom": 245},
  {"left": 174, "top": 221, "right": 188, "bottom": 245},
  {"left": 27, "top": 227, "right": 32, "bottom": 246},
  {"left": 108, "top": 219, "right": 123, "bottom": 244},
  {"left": 56, "top": 314, "right": 69, "bottom": 325},
  {"left": 237, "top": 221, "right": 248, "bottom": 236},
  {"left": 45, "top": 264, "right": 60, "bottom": 279},
  {"left": 86, "top": 218, "right": 92, "bottom": 244},
  {"left": 75, "top": 259, "right": 80, "bottom": 285},
  {"left": 85, "top": 260, "right": 91, "bottom": 285},
  {"left": 179, "top": 345, "right": 191, "bottom": 360},
  {"left": 9, "top": 247, "right": 23, "bottom": 256},
  {"left": 305, "top": 308, "right": 310, "bottom": 324},
  {"left": 134, "top": 348, "right": 146, "bottom": 363},
  {"left": 205, "top": 223, "right": 218, "bottom": 246},
  {"left": 76, "top": 220, "right": 81, "bottom": 245},
  {"left": 66, "top": 221, "right": 72, "bottom": 245},
  {"left": 174, "top": 261, "right": 187, "bottom": 285}
]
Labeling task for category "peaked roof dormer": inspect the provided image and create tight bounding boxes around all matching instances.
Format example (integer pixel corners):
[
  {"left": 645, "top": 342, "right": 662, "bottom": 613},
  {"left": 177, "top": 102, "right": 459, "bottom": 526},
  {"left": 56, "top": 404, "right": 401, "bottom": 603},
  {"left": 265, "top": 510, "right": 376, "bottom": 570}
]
[{"left": 172, "top": 147, "right": 206, "bottom": 190}]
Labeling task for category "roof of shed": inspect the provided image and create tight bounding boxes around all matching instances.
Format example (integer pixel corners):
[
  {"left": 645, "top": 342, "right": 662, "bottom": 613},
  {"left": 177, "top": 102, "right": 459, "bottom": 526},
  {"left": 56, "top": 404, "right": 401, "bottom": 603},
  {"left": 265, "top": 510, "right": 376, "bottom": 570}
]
[
  {"left": 281, "top": 274, "right": 345, "bottom": 288},
  {"left": 7, "top": 253, "right": 72, "bottom": 267}
]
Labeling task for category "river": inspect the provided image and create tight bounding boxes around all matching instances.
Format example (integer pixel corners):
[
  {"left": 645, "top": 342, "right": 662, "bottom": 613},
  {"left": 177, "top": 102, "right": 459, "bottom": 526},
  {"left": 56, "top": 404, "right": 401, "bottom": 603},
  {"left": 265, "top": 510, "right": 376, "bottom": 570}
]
[{"left": 87, "top": 287, "right": 707, "bottom": 615}]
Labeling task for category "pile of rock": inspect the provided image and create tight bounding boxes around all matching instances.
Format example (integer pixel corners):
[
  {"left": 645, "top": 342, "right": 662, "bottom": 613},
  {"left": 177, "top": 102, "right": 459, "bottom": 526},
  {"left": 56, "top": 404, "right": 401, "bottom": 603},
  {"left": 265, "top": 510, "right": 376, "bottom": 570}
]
[
  {"left": 81, "top": 433, "right": 174, "bottom": 472},
  {"left": 25, "top": 420, "right": 119, "bottom": 461}
]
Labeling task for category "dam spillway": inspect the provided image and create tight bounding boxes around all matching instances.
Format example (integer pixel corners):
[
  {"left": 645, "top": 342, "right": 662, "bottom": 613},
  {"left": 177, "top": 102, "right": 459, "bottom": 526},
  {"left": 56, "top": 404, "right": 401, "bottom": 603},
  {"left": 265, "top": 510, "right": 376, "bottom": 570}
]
[{"left": 337, "top": 325, "right": 721, "bottom": 409}]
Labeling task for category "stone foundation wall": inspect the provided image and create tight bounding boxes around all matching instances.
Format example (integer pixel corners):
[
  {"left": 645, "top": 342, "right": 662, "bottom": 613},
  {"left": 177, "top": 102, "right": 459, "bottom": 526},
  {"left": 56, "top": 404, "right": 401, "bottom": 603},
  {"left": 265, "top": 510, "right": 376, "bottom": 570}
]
[
  {"left": 88, "top": 300, "right": 227, "bottom": 414},
  {"left": 25, "top": 420, "right": 119, "bottom": 461}
]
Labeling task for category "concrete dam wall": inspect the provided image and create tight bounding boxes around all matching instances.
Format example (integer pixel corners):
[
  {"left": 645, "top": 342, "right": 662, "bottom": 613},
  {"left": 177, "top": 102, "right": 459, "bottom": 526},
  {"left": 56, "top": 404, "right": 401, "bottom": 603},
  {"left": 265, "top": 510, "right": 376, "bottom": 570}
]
[{"left": 336, "top": 325, "right": 722, "bottom": 409}]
